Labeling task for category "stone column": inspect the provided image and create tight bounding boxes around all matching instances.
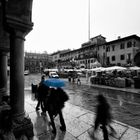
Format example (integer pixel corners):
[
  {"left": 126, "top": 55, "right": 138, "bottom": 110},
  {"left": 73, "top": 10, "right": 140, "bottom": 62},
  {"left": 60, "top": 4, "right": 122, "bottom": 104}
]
[
  {"left": 3, "top": 0, "right": 34, "bottom": 137},
  {"left": 10, "top": 30, "right": 25, "bottom": 119},
  {"left": 0, "top": 52, "right": 8, "bottom": 102},
  {"left": 9, "top": 29, "right": 34, "bottom": 138},
  {"left": 0, "top": 0, "right": 9, "bottom": 102}
]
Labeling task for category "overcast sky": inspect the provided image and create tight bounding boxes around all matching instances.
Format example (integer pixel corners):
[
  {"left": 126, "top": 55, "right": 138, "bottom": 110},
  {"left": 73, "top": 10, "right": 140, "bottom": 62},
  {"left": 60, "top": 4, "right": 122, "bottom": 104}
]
[{"left": 25, "top": 0, "right": 140, "bottom": 54}]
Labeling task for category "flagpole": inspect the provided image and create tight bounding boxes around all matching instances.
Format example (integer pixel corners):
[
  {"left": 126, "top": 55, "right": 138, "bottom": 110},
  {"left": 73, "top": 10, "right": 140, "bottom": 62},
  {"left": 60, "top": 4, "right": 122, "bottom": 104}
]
[{"left": 88, "top": 0, "right": 90, "bottom": 41}]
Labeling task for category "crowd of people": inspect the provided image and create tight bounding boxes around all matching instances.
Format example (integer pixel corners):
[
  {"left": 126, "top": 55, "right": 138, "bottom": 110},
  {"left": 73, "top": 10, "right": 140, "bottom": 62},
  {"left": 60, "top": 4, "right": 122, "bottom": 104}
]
[
  {"left": 32, "top": 75, "right": 69, "bottom": 134},
  {"left": 32, "top": 75, "right": 116, "bottom": 139}
]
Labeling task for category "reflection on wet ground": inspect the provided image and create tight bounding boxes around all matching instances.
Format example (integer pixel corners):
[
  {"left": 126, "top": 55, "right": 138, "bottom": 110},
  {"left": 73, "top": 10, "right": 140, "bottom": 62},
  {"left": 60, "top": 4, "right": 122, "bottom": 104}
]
[
  {"left": 29, "top": 110, "right": 68, "bottom": 140},
  {"left": 24, "top": 74, "right": 140, "bottom": 130},
  {"left": 64, "top": 82, "right": 140, "bottom": 129}
]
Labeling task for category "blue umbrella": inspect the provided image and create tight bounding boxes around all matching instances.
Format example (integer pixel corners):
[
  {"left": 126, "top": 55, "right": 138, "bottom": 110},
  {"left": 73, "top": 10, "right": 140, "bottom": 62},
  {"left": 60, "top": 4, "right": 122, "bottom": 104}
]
[{"left": 43, "top": 78, "right": 65, "bottom": 88}]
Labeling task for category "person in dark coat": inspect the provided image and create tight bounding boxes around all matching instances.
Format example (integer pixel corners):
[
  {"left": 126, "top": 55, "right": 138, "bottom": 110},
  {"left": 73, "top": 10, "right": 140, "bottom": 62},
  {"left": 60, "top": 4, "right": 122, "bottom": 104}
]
[
  {"left": 36, "top": 75, "right": 46, "bottom": 111},
  {"left": 44, "top": 87, "right": 69, "bottom": 134},
  {"left": 94, "top": 94, "right": 116, "bottom": 140}
]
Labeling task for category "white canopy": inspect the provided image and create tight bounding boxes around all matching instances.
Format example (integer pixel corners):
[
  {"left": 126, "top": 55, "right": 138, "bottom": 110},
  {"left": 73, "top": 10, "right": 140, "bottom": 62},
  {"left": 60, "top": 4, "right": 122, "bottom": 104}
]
[
  {"left": 129, "top": 66, "right": 140, "bottom": 71},
  {"left": 103, "top": 66, "right": 127, "bottom": 71},
  {"left": 91, "top": 67, "right": 105, "bottom": 72}
]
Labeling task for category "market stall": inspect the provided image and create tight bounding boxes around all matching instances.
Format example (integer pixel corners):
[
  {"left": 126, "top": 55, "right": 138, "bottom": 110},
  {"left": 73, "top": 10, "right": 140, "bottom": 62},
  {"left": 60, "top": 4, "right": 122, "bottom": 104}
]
[{"left": 90, "top": 66, "right": 133, "bottom": 88}]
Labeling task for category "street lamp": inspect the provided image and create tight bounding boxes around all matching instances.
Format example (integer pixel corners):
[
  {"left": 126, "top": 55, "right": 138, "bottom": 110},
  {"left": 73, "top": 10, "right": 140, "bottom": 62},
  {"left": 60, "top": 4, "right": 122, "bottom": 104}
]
[{"left": 88, "top": 0, "right": 90, "bottom": 41}]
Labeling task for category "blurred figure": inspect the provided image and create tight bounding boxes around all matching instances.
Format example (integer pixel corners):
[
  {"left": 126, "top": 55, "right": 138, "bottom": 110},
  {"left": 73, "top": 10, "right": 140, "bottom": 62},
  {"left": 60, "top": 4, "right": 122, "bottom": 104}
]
[
  {"left": 117, "top": 95, "right": 123, "bottom": 107},
  {"left": 36, "top": 75, "right": 46, "bottom": 111},
  {"left": 31, "top": 83, "right": 38, "bottom": 99},
  {"left": 93, "top": 94, "right": 116, "bottom": 140},
  {"left": 77, "top": 75, "right": 81, "bottom": 85},
  {"left": 68, "top": 75, "right": 71, "bottom": 82}
]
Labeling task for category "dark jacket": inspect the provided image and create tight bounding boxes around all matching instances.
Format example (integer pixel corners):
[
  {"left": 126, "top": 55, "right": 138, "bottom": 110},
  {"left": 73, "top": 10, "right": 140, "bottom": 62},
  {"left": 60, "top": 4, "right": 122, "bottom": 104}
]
[
  {"left": 95, "top": 95, "right": 112, "bottom": 125},
  {"left": 45, "top": 88, "right": 69, "bottom": 116},
  {"left": 37, "top": 81, "right": 49, "bottom": 100}
]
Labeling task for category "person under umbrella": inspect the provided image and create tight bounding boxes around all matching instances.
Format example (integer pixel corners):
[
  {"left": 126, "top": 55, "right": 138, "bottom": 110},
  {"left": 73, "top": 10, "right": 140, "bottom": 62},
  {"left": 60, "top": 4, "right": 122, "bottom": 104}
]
[{"left": 43, "top": 79, "right": 69, "bottom": 134}]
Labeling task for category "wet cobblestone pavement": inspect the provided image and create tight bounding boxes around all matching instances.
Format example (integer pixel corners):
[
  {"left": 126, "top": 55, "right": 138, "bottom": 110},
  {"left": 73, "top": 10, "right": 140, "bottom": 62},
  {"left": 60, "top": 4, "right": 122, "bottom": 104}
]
[
  {"left": 24, "top": 74, "right": 140, "bottom": 139},
  {"left": 25, "top": 88, "right": 140, "bottom": 140},
  {"left": 63, "top": 82, "right": 140, "bottom": 130}
]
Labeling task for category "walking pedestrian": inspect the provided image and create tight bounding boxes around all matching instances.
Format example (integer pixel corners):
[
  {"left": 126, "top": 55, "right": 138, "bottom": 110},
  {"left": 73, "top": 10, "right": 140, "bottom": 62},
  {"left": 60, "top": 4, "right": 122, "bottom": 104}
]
[
  {"left": 31, "top": 83, "right": 38, "bottom": 100},
  {"left": 68, "top": 75, "right": 71, "bottom": 82},
  {"left": 77, "top": 75, "right": 81, "bottom": 85},
  {"left": 35, "top": 75, "right": 46, "bottom": 111},
  {"left": 44, "top": 88, "right": 69, "bottom": 134},
  {"left": 93, "top": 94, "right": 116, "bottom": 140}
]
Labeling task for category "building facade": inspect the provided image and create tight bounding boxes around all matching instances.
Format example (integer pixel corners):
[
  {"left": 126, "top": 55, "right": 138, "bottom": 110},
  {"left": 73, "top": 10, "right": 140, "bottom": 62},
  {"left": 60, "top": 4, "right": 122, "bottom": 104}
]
[
  {"left": 50, "top": 49, "right": 71, "bottom": 69},
  {"left": 56, "top": 35, "right": 140, "bottom": 69},
  {"left": 60, "top": 35, "right": 106, "bottom": 69},
  {"left": 98, "top": 35, "right": 140, "bottom": 67},
  {"left": 25, "top": 35, "right": 140, "bottom": 72},
  {"left": 24, "top": 52, "right": 51, "bottom": 73}
]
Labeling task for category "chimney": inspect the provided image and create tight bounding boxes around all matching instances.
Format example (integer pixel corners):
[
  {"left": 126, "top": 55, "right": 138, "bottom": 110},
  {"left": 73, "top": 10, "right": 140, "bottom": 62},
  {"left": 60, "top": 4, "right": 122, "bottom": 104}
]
[{"left": 118, "top": 36, "right": 121, "bottom": 39}]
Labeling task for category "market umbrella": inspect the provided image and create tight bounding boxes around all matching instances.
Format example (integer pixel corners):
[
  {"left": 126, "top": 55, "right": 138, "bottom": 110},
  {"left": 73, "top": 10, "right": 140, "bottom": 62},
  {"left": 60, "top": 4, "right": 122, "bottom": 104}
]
[{"left": 43, "top": 78, "right": 65, "bottom": 88}]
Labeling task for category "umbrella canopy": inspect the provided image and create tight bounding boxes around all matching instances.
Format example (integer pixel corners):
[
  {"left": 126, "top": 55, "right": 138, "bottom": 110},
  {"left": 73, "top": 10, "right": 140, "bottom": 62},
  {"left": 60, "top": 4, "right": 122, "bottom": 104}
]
[{"left": 43, "top": 78, "right": 65, "bottom": 88}]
